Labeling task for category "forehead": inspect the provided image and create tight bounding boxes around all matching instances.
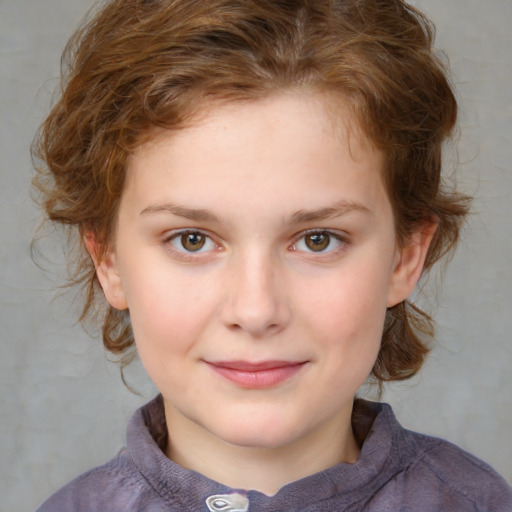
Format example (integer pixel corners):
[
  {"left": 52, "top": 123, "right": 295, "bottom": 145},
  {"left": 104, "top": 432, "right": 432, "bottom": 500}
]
[
  {"left": 131, "top": 91, "right": 378, "bottom": 170},
  {"left": 123, "top": 92, "right": 387, "bottom": 219}
]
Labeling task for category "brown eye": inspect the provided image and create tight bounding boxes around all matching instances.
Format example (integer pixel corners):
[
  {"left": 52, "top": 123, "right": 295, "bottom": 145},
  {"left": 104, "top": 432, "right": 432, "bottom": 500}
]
[
  {"left": 305, "top": 232, "right": 330, "bottom": 251},
  {"left": 168, "top": 230, "right": 217, "bottom": 256},
  {"left": 180, "top": 232, "right": 206, "bottom": 252}
]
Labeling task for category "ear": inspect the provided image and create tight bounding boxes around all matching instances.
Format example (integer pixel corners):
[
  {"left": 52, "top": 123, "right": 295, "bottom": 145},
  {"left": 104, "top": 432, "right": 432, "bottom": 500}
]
[
  {"left": 386, "top": 221, "right": 437, "bottom": 308},
  {"left": 85, "top": 233, "right": 128, "bottom": 310}
]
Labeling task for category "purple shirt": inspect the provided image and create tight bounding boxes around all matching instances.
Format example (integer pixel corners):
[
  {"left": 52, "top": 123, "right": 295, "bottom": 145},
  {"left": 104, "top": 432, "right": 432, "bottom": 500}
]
[{"left": 36, "top": 395, "right": 512, "bottom": 511}]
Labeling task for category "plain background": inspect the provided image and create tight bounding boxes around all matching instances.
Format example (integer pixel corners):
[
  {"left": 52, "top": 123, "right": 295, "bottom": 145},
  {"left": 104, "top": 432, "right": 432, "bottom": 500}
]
[{"left": 1, "top": 1, "right": 511, "bottom": 510}]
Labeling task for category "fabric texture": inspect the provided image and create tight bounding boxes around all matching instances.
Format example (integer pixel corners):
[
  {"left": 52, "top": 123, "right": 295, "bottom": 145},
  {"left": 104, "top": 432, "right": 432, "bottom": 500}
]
[{"left": 36, "top": 395, "right": 512, "bottom": 512}]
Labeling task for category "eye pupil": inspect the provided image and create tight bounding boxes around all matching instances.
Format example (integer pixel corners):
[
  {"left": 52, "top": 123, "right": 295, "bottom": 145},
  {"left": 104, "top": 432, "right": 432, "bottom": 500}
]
[
  {"left": 305, "top": 232, "right": 330, "bottom": 251},
  {"left": 181, "top": 232, "right": 206, "bottom": 251}
]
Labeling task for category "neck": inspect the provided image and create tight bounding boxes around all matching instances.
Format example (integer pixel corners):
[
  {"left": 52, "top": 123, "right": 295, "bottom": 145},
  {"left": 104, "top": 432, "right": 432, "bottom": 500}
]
[{"left": 164, "top": 401, "right": 360, "bottom": 496}]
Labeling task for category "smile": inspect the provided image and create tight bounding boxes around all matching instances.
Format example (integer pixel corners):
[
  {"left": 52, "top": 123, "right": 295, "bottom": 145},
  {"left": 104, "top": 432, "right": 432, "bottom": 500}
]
[{"left": 205, "top": 360, "right": 307, "bottom": 389}]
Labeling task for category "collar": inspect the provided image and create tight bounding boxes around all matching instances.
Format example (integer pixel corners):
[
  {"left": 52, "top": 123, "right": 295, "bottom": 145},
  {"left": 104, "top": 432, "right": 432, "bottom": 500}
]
[{"left": 126, "top": 395, "right": 406, "bottom": 511}]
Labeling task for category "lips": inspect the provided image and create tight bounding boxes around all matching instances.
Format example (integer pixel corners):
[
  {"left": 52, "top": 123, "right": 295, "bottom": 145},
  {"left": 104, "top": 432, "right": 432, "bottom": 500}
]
[{"left": 205, "top": 360, "right": 307, "bottom": 388}]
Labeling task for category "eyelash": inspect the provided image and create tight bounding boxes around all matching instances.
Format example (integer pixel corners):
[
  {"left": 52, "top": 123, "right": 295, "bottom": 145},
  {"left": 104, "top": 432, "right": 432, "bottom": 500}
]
[
  {"left": 162, "top": 229, "right": 349, "bottom": 259},
  {"left": 163, "top": 229, "right": 220, "bottom": 259},
  {"left": 290, "top": 229, "right": 349, "bottom": 256}
]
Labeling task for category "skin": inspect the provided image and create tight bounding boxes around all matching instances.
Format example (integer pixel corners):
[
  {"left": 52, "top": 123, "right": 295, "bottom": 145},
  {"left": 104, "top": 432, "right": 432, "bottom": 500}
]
[{"left": 91, "top": 92, "right": 434, "bottom": 495}]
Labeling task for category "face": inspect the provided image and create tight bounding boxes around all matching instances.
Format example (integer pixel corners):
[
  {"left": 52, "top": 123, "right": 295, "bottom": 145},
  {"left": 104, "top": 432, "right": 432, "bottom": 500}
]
[{"left": 95, "top": 92, "right": 429, "bottom": 454}]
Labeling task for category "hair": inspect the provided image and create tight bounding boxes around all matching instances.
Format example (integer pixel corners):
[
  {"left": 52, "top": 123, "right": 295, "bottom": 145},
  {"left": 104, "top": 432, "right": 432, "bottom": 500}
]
[{"left": 33, "top": 0, "right": 469, "bottom": 383}]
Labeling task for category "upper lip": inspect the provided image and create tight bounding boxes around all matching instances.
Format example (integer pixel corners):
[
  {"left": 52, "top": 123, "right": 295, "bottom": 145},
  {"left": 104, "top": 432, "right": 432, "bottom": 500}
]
[{"left": 206, "top": 360, "right": 306, "bottom": 371}]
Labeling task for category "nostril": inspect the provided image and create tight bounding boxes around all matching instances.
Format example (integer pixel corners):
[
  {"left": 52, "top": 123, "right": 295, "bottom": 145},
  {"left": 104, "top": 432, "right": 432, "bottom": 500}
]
[{"left": 219, "top": 273, "right": 291, "bottom": 336}]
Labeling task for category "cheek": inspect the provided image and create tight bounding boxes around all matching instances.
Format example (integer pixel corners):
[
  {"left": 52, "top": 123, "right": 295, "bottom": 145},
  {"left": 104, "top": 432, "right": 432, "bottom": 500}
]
[
  {"left": 122, "top": 268, "right": 215, "bottom": 355},
  {"left": 296, "top": 257, "right": 391, "bottom": 374},
  {"left": 306, "top": 266, "right": 389, "bottom": 332},
  {"left": 126, "top": 276, "right": 216, "bottom": 396}
]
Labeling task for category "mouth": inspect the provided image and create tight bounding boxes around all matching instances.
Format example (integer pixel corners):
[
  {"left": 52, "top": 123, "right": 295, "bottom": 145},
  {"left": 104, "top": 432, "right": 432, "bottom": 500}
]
[{"left": 204, "top": 360, "right": 307, "bottom": 389}]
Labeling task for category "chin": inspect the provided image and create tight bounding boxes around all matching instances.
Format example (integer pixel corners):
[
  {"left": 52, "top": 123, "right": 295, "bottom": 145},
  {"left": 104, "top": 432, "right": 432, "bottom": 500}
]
[
  {"left": 222, "top": 431, "right": 297, "bottom": 450},
  {"left": 208, "top": 413, "right": 302, "bottom": 450}
]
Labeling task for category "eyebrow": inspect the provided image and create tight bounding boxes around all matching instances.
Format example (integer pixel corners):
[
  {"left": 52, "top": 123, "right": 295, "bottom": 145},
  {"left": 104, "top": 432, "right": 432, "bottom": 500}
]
[
  {"left": 140, "top": 200, "right": 370, "bottom": 224},
  {"left": 290, "top": 201, "right": 371, "bottom": 223},
  {"left": 140, "top": 203, "right": 222, "bottom": 223}
]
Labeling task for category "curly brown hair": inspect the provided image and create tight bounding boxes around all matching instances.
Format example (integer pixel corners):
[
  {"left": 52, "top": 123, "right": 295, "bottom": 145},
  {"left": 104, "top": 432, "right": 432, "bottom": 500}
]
[{"left": 33, "top": 0, "right": 469, "bottom": 382}]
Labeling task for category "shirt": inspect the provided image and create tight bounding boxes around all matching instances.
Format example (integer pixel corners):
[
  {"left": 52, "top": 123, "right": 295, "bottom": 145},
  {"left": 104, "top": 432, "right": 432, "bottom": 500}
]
[{"left": 36, "top": 395, "right": 512, "bottom": 511}]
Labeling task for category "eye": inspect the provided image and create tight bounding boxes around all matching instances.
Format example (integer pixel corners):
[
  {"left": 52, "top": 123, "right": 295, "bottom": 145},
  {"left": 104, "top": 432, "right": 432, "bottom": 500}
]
[
  {"left": 168, "top": 231, "right": 217, "bottom": 253},
  {"left": 292, "top": 230, "right": 345, "bottom": 253}
]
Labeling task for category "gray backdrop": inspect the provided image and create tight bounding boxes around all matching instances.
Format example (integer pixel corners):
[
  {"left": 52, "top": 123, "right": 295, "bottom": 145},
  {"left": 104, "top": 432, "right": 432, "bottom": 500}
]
[{"left": 1, "top": 1, "right": 511, "bottom": 511}]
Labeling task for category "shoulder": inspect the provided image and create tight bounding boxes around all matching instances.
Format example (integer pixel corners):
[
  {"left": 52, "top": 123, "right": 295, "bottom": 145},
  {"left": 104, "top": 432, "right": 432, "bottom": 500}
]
[
  {"left": 35, "top": 449, "right": 163, "bottom": 512},
  {"left": 354, "top": 400, "right": 511, "bottom": 512},
  {"left": 400, "top": 428, "right": 512, "bottom": 511}
]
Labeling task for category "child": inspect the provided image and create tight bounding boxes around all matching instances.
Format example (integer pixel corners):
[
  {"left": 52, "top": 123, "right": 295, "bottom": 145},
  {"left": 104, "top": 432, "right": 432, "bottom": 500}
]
[{"left": 33, "top": 0, "right": 511, "bottom": 510}]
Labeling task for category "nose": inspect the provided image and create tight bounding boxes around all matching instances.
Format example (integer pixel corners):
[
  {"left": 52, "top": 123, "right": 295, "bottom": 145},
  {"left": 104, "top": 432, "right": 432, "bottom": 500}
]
[{"left": 219, "top": 250, "right": 291, "bottom": 338}]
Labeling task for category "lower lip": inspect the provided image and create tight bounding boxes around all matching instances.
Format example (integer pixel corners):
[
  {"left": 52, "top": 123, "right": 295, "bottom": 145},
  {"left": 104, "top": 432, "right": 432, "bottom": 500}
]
[{"left": 206, "top": 362, "right": 306, "bottom": 388}]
